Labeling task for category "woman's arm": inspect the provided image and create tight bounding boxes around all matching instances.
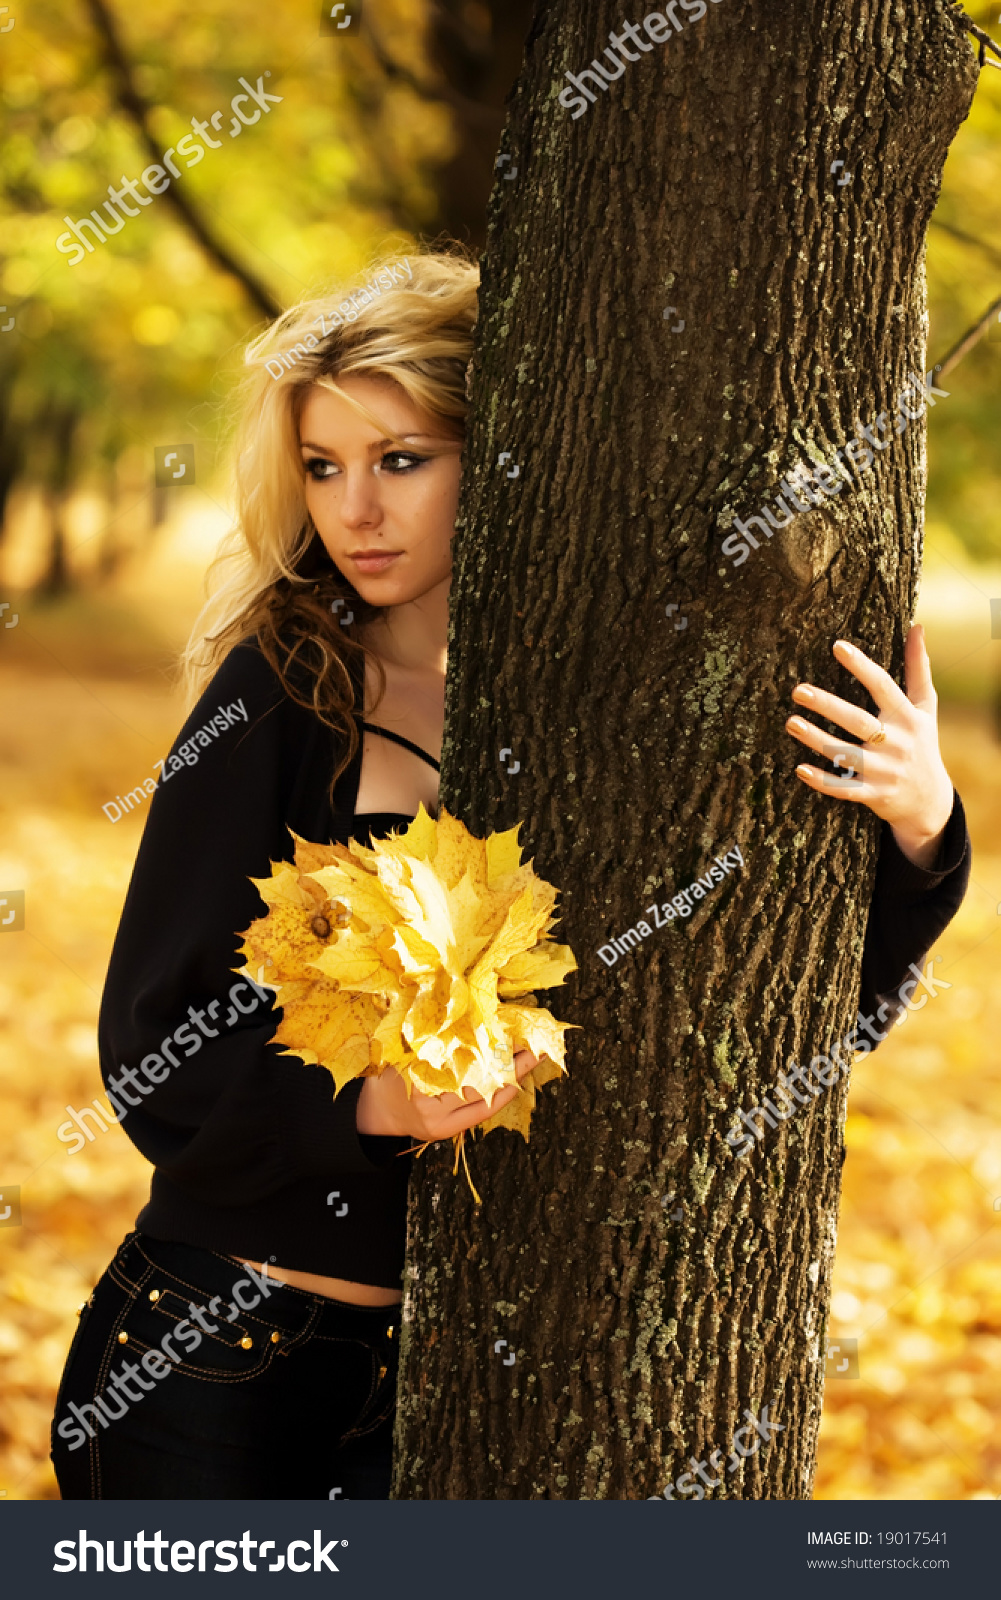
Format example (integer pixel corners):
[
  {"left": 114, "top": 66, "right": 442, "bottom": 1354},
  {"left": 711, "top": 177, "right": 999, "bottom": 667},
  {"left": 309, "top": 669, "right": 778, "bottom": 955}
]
[
  {"left": 857, "top": 793, "right": 969, "bottom": 1032},
  {"left": 98, "top": 640, "right": 395, "bottom": 1206},
  {"left": 785, "top": 624, "right": 971, "bottom": 1044}
]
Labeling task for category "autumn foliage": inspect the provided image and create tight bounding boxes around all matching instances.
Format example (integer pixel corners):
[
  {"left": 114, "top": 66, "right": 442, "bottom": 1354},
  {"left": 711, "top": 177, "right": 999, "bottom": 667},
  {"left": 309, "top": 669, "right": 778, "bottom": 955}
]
[{"left": 237, "top": 808, "right": 577, "bottom": 1141}]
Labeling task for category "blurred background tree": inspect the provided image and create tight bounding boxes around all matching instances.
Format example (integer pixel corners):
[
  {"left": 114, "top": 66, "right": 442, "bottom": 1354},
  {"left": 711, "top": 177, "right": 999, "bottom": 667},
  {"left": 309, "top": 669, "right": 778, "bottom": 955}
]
[{"left": 927, "top": 5, "right": 1001, "bottom": 559}]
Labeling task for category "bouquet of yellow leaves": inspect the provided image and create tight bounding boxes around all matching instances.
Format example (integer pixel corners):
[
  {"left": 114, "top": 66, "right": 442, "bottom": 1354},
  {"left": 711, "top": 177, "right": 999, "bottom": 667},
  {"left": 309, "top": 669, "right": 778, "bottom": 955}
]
[{"left": 236, "top": 805, "right": 577, "bottom": 1196}]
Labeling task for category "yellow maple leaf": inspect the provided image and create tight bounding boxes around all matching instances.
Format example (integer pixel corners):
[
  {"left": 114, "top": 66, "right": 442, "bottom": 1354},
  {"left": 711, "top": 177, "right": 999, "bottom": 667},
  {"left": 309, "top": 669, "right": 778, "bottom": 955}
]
[
  {"left": 235, "top": 807, "right": 579, "bottom": 1178},
  {"left": 476, "top": 1053, "right": 565, "bottom": 1141}
]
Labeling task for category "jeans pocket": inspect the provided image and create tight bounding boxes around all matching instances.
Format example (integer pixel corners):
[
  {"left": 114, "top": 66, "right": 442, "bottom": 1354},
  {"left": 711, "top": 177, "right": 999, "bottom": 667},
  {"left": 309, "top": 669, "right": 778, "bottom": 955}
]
[
  {"left": 119, "top": 1273, "right": 287, "bottom": 1383},
  {"left": 341, "top": 1345, "right": 397, "bottom": 1441}
]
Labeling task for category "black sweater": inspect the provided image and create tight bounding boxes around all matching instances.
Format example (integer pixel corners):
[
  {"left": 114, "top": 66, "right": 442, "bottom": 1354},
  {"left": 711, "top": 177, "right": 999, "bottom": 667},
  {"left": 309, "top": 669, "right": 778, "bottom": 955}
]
[{"left": 98, "top": 640, "right": 971, "bottom": 1285}]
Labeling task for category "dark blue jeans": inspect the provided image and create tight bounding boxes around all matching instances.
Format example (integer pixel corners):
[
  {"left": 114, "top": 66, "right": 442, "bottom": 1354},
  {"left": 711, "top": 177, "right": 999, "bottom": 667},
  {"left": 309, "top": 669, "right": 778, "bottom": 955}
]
[{"left": 51, "top": 1232, "right": 400, "bottom": 1500}]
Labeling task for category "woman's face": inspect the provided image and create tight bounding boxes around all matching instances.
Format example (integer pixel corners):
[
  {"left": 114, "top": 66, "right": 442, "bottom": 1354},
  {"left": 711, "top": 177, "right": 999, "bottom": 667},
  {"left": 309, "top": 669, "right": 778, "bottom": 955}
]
[{"left": 299, "top": 375, "right": 463, "bottom": 607}]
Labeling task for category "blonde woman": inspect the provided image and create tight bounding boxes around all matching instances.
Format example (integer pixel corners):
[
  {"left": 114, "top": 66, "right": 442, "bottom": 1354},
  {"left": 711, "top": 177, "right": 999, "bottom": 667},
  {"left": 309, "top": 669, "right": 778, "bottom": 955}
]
[
  {"left": 51, "top": 249, "right": 969, "bottom": 1501},
  {"left": 50, "top": 251, "right": 534, "bottom": 1502}
]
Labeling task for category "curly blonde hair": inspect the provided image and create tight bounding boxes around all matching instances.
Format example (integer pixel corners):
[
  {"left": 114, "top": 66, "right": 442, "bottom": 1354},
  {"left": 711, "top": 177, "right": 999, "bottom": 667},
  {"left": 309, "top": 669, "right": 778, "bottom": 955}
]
[{"left": 181, "top": 246, "right": 479, "bottom": 784}]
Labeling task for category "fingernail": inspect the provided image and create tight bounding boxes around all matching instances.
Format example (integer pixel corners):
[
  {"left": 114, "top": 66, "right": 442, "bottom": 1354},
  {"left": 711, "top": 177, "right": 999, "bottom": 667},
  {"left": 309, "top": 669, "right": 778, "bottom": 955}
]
[
  {"left": 834, "top": 639, "right": 853, "bottom": 653},
  {"left": 797, "top": 764, "right": 814, "bottom": 777},
  {"left": 793, "top": 686, "right": 815, "bottom": 701}
]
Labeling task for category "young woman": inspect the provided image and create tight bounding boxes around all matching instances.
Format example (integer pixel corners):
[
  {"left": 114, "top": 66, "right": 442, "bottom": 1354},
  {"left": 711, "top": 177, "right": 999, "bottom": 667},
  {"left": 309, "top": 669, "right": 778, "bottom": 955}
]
[{"left": 51, "top": 250, "right": 970, "bottom": 1501}]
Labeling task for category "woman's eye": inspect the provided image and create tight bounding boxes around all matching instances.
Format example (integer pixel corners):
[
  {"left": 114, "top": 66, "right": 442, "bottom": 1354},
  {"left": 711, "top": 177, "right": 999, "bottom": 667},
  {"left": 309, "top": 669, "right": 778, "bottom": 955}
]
[
  {"left": 304, "top": 457, "right": 338, "bottom": 481},
  {"left": 381, "top": 451, "right": 429, "bottom": 474}
]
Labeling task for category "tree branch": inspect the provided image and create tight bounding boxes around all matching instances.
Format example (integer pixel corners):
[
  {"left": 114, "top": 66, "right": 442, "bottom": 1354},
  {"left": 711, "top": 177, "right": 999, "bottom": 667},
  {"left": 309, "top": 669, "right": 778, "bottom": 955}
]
[
  {"left": 934, "top": 288, "right": 1001, "bottom": 378},
  {"left": 945, "top": 0, "right": 1001, "bottom": 67},
  {"left": 930, "top": 215, "right": 1001, "bottom": 275},
  {"left": 83, "top": 0, "right": 282, "bottom": 321}
]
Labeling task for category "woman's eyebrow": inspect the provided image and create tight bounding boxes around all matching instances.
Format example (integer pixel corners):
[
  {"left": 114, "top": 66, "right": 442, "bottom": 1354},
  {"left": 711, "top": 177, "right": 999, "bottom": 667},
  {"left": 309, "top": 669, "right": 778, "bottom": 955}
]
[{"left": 299, "top": 432, "right": 457, "bottom": 453}]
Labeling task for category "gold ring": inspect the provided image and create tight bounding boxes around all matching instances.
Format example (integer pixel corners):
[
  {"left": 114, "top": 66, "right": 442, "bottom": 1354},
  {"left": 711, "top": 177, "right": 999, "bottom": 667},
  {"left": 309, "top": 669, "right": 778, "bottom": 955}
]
[{"left": 866, "top": 720, "right": 887, "bottom": 746}]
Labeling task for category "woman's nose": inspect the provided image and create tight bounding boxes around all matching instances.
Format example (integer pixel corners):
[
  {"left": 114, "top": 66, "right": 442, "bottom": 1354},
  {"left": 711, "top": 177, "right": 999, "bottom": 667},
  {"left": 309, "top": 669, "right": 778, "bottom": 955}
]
[{"left": 338, "top": 468, "right": 382, "bottom": 529}]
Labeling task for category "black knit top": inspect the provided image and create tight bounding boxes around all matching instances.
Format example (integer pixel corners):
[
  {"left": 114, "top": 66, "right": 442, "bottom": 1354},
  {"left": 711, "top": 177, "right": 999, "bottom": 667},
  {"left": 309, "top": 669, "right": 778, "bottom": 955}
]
[
  {"left": 98, "top": 638, "right": 971, "bottom": 1287},
  {"left": 99, "top": 639, "right": 422, "bottom": 1288}
]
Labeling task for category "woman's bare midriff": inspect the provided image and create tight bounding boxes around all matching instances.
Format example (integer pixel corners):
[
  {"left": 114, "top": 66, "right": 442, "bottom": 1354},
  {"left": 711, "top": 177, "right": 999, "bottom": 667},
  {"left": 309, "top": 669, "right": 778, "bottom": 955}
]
[{"left": 235, "top": 1257, "right": 402, "bottom": 1306}]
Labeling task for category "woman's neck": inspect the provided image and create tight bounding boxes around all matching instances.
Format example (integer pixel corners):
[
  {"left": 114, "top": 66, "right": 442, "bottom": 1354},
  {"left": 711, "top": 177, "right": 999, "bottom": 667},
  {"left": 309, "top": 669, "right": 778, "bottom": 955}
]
[{"left": 364, "top": 574, "right": 449, "bottom": 675}]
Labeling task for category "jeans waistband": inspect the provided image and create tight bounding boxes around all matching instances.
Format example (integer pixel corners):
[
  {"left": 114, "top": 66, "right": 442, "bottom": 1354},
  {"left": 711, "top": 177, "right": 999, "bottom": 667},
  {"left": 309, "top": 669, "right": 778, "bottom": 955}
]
[{"left": 116, "top": 1232, "right": 401, "bottom": 1346}]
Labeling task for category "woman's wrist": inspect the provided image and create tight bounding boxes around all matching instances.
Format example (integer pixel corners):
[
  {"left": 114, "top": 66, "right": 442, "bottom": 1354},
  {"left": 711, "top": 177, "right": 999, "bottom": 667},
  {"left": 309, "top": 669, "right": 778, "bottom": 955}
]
[
  {"left": 889, "top": 782, "right": 954, "bottom": 871},
  {"left": 356, "top": 1074, "right": 403, "bottom": 1138}
]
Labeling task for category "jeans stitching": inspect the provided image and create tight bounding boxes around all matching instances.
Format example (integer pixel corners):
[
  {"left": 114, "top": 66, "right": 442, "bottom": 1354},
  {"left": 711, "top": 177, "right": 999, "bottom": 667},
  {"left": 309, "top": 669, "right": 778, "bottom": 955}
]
[
  {"left": 57, "top": 1234, "right": 401, "bottom": 1494},
  {"left": 272, "top": 1302, "right": 321, "bottom": 1357},
  {"left": 92, "top": 1260, "right": 151, "bottom": 1499},
  {"left": 133, "top": 1242, "right": 308, "bottom": 1355},
  {"left": 339, "top": 1346, "right": 400, "bottom": 1442}
]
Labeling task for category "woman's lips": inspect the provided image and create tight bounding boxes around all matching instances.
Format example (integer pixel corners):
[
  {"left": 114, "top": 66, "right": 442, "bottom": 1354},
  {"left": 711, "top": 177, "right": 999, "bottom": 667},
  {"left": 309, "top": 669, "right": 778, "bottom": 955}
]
[{"left": 351, "top": 552, "right": 402, "bottom": 575}]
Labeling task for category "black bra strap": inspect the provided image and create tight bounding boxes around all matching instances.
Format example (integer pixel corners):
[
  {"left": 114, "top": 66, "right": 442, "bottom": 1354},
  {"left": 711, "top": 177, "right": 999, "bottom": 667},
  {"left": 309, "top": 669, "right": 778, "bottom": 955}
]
[{"left": 361, "top": 721, "right": 441, "bottom": 773}]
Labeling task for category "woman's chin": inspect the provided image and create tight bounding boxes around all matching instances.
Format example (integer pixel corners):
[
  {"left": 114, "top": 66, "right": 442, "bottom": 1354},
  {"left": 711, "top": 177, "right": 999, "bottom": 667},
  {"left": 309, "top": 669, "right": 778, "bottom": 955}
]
[
  {"left": 356, "top": 572, "right": 448, "bottom": 611},
  {"left": 356, "top": 579, "right": 415, "bottom": 610}
]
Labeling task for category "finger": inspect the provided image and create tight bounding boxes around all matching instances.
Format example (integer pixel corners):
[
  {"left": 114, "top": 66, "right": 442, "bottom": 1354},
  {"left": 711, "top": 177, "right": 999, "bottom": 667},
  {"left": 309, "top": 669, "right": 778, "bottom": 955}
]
[
  {"left": 787, "top": 688, "right": 883, "bottom": 744},
  {"left": 786, "top": 715, "right": 873, "bottom": 766},
  {"left": 418, "top": 1088, "right": 475, "bottom": 1116},
  {"left": 903, "top": 623, "right": 936, "bottom": 712},
  {"left": 456, "top": 1057, "right": 532, "bottom": 1104},
  {"left": 831, "top": 639, "right": 911, "bottom": 718},
  {"left": 794, "top": 762, "right": 871, "bottom": 801},
  {"left": 440, "top": 1082, "right": 521, "bottom": 1136}
]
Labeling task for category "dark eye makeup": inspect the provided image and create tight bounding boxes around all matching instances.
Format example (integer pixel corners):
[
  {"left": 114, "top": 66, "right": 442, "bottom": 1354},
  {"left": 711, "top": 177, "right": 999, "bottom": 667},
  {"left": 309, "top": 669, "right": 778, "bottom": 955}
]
[{"left": 303, "top": 450, "right": 431, "bottom": 481}]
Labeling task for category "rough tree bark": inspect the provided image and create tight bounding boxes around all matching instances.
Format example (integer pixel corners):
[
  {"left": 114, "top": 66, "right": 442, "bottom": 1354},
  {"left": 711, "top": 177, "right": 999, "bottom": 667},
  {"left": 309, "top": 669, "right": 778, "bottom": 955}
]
[{"left": 392, "top": 0, "right": 979, "bottom": 1499}]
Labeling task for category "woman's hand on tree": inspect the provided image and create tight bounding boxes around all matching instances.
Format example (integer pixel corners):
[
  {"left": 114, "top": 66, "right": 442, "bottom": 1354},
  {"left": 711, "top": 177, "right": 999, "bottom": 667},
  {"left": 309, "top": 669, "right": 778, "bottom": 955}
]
[
  {"left": 785, "top": 625, "right": 955, "bottom": 870},
  {"left": 356, "top": 1049, "right": 540, "bottom": 1141}
]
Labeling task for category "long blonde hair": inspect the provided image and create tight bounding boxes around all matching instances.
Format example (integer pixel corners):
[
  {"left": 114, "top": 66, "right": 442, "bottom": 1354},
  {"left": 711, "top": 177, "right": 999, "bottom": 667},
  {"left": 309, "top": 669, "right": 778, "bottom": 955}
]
[{"left": 182, "top": 246, "right": 479, "bottom": 784}]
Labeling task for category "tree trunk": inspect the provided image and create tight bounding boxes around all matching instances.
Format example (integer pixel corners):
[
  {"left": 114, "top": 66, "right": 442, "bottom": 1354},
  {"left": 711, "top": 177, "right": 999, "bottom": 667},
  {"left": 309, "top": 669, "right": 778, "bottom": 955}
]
[
  {"left": 37, "top": 406, "right": 78, "bottom": 598},
  {"left": 0, "top": 361, "right": 25, "bottom": 547},
  {"left": 393, "top": 0, "right": 978, "bottom": 1499}
]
